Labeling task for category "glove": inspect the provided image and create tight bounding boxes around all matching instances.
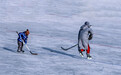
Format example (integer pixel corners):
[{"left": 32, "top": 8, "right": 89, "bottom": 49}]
[{"left": 88, "top": 34, "right": 93, "bottom": 40}]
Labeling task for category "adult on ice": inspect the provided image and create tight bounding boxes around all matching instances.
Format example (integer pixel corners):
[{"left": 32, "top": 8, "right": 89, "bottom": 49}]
[
  {"left": 78, "top": 21, "right": 93, "bottom": 59},
  {"left": 17, "top": 29, "right": 30, "bottom": 52}
]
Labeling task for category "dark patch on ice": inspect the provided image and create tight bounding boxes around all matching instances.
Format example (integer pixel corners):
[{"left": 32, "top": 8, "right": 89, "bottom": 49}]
[
  {"left": 3, "top": 47, "right": 16, "bottom": 53},
  {"left": 42, "top": 47, "right": 81, "bottom": 59}
]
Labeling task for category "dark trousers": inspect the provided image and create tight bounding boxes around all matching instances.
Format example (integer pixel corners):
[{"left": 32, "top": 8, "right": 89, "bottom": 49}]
[{"left": 17, "top": 41, "right": 23, "bottom": 51}]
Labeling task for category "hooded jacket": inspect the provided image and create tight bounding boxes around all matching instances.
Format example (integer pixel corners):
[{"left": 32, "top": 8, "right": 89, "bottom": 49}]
[{"left": 78, "top": 24, "right": 93, "bottom": 50}]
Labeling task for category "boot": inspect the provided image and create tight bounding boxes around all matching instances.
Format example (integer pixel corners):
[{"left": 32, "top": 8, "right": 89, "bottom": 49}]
[
  {"left": 86, "top": 53, "right": 92, "bottom": 59},
  {"left": 21, "top": 50, "right": 24, "bottom": 53},
  {"left": 80, "top": 52, "right": 84, "bottom": 57},
  {"left": 17, "top": 50, "right": 21, "bottom": 52}
]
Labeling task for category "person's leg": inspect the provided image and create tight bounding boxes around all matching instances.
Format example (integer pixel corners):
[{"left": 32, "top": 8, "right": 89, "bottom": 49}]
[
  {"left": 20, "top": 42, "right": 24, "bottom": 52},
  {"left": 78, "top": 45, "right": 85, "bottom": 52},
  {"left": 80, "top": 49, "right": 84, "bottom": 57},
  {"left": 78, "top": 46, "right": 84, "bottom": 57},
  {"left": 86, "top": 44, "right": 92, "bottom": 59},
  {"left": 17, "top": 41, "right": 21, "bottom": 52},
  {"left": 78, "top": 39, "right": 85, "bottom": 53},
  {"left": 86, "top": 44, "right": 90, "bottom": 54},
  {"left": 78, "top": 39, "right": 85, "bottom": 57}
]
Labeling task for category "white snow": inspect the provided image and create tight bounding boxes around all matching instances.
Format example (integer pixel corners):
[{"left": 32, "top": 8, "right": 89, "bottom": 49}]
[{"left": 0, "top": 0, "right": 121, "bottom": 75}]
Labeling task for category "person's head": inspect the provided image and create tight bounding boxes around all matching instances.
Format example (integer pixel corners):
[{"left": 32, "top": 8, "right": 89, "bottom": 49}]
[
  {"left": 84, "top": 21, "right": 91, "bottom": 28},
  {"left": 84, "top": 21, "right": 89, "bottom": 25},
  {"left": 25, "top": 29, "right": 30, "bottom": 36}
]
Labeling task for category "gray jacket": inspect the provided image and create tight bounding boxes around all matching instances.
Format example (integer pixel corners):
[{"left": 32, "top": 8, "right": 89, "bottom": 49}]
[{"left": 78, "top": 24, "right": 93, "bottom": 50}]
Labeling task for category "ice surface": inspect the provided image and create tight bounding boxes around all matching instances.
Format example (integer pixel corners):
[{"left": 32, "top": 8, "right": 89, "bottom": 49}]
[{"left": 0, "top": 0, "right": 121, "bottom": 75}]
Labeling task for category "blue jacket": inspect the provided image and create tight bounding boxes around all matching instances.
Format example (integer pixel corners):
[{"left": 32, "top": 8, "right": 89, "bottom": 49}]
[{"left": 18, "top": 32, "right": 28, "bottom": 44}]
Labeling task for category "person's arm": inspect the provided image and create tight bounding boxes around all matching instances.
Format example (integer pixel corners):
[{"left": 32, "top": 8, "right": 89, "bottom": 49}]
[
  {"left": 18, "top": 33, "right": 23, "bottom": 42},
  {"left": 22, "top": 34, "right": 28, "bottom": 44},
  {"left": 24, "top": 38, "right": 27, "bottom": 44},
  {"left": 88, "top": 28, "right": 93, "bottom": 40},
  {"left": 20, "top": 33, "right": 28, "bottom": 44},
  {"left": 78, "top": 29, "right": 81, "bottom": 40}
]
